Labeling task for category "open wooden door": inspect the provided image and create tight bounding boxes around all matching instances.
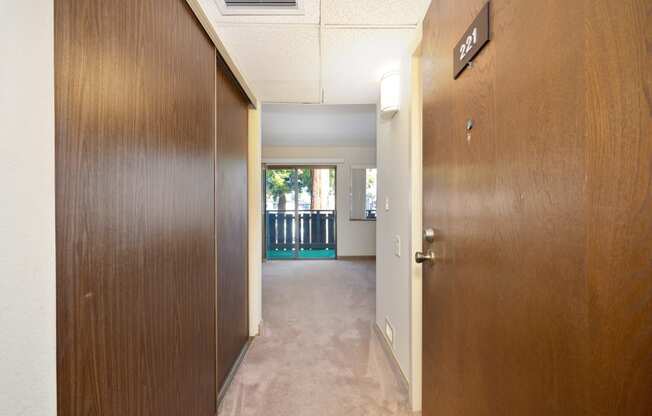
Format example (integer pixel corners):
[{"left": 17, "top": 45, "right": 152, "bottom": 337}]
[{"left": 419, "top": 0, "right": 651, "bottom": 415}]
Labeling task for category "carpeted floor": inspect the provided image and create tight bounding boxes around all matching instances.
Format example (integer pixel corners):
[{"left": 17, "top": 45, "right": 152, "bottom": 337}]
[{"left": 218, "top": 259, "right": 415, "bottom": 416}]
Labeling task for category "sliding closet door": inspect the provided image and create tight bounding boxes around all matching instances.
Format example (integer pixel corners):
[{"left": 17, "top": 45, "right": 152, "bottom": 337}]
[
  {"left": 55, "top": 0, "right": 217, "bottom": 414},
  {"left": 215, "top": 57, "right": 250, "bottom": 391}
]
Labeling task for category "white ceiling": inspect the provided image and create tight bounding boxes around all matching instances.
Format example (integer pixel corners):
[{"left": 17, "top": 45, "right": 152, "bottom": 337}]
[
  {"left": 199, "top": 0, "right": 430, "bottom": 104},
  {"left": 323, "top": 28, "right": 416, "bottom": 103},
  {"left": 262, "top": 104, "right": 377, "bottom": 146},
  {"left": 323, "top": 0, "right": 429, "bottom": 25}
]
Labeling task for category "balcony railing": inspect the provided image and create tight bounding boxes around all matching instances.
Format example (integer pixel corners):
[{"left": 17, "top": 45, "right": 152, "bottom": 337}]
[{"left": 266, "top": 210, "right": 336, "bottom": 252}]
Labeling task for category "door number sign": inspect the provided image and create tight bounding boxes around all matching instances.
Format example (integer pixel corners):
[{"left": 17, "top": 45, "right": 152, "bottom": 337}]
[{"left": 453, "top": 2, "right": 491, "bottom": 79}]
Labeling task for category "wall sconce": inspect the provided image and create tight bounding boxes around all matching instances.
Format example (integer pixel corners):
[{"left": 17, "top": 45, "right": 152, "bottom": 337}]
[{"left": 380, "top": 71, "right": 400, "bottom": 117}]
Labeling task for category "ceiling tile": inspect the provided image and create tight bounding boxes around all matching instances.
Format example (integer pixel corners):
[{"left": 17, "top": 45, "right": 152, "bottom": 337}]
[
  {"left": 216, "top": 25, "right": 321, "bottom": 102},
  {"left": 322, "top": 28, "right": 416, "bottom": 104},
  {"left": 324, "top": 0, "right": 431, "bottom": 26},
  {"left": 204, "top": 0, "right": 425, "bottom": 104}
]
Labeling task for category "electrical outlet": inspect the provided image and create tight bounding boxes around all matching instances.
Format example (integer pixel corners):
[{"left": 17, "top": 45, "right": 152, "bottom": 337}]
[
  {"left": 385, "top": 318, "right": 395, "bottom": 347},
  {"left": 394, "top": 235, "right": 401, "bottom": 257}
]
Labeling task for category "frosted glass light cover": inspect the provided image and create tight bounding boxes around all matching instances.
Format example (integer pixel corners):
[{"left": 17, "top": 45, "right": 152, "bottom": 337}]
[{"left": 380, "top": 72, "right": 400, "bottom": 115}]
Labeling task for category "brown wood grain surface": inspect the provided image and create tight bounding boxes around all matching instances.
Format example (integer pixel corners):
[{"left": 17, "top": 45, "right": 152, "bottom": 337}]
[
  {"left": 55, "top": 0, "right": 217, "bottom": 414},
  {"left": 215, "top": 56, "right": 250, "bottom": 392},
  {"left": 420, "top": 0, "right": 651, "bottom": 415}
]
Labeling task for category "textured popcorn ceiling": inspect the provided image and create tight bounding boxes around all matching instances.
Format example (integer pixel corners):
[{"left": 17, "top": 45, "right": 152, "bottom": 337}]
[
  {"left": 200, "top": 0, "right": 430, "bottom": 104},
  {"left": 216, "top": 25, "right": 322, "bottom": 102},
  {"left": 325, "top": 0, "right": 431, "bottom": 25}
]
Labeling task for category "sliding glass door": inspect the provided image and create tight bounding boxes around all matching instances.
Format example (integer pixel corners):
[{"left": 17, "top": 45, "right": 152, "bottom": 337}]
[{"left": 265, "top": 166, "right": 336, "bottom": 260}]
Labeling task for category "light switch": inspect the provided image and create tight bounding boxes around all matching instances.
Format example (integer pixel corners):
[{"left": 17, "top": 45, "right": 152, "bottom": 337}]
[
  {"left": 394, "top": 235, "right": 401, "bottom": 257},
  {"left": 385, "top": 197, "right": 390, "bottom": 211}
]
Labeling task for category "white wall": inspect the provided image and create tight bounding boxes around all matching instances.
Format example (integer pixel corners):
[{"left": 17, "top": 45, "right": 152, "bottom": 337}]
[
  {"left": 375, "top": 34, "right": 420, "bottom": 400},
  {"left": 262, "top": 104, "right": 376, "bottom": 147},
  {"left": 0, "top": 1, "right": 57, "bottom": 415},
  {"left": 262, "top": 146, "right": 376, "bottom": 257}
]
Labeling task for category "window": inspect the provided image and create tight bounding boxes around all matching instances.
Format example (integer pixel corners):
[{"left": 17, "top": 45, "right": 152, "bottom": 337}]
[
  {"left": 365, "top": 168, "right": 377, "bottom": 219},
  {"left": 265, "top": 166, "right": 337, "bottom": 259},
  {"left": 350, "top": 167, "right": 376, "bottom": 221}
]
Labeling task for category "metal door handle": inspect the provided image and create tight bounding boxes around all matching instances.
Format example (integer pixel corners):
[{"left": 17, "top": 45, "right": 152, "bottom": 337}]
[{"left": 415, "top": 250, "right": 436, "bottom": 264}]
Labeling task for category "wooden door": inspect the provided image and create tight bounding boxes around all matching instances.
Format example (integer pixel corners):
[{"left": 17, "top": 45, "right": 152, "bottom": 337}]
[
  {"left": 420, "top": 1, "right": 651, "bottom": 415},
  {"left": 55, "top": 0, "right": 217, "bottom": 414},
  {"left": 215, "top": 57, "right": 250, "bottom": 392}
]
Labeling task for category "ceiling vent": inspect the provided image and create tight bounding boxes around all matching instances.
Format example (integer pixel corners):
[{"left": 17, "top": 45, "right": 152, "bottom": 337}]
[
  {"left": 217, "top": 0, "right": 303, "bottom": 15},
  {"left": 225, "top": 0, "right": 297, "bottom": 6}
]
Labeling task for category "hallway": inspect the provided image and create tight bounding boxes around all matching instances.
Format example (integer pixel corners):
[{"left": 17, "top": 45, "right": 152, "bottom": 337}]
[
  {"left": 4, "top": 1, "right": 652, "bottom": 415},
  {"left": 219, "top": 260, "right": 412, "bottom": 416}
]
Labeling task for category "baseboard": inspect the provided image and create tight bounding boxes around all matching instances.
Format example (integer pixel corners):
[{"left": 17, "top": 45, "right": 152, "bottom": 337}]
[
  {"left": 338, "top": 255, "right": 376, "bottom": 261},
  {"left": 373, "top": 323, "right": 410, "bottom": 392},
  {"left": 217, "top": 336, "right": 254, "bottom": 406}
]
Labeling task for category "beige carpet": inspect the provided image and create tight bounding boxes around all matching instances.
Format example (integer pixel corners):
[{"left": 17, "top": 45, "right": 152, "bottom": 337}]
[{"left": 218, "top": 259, "right": 415, "bottom": 416}]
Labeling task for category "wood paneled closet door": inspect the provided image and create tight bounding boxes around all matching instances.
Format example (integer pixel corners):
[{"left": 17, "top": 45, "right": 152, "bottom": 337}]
[
  {"left": 215, "top": 56, "right": 250, "bottom": 392},
  {"left": 55, "top": 0, "right": 217, "bottom": 414},
  {"left": 420, "top": 0, "right": 651, "bottom": 415}
]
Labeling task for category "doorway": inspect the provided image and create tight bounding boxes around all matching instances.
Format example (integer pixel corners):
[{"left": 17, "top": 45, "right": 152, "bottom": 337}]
[{"left": 264, "top": 166, "right": 337, "bottom": 260}]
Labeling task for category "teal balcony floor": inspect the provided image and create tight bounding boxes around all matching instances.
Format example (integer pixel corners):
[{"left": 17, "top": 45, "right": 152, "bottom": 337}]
[{"left": 266, "top": 248, "right": 336, "bottom": 260}]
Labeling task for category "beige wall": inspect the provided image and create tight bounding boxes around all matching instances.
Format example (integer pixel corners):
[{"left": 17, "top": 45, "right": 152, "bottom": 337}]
[
  {"left": 0, "top": 1, "right": 57, "bottom": 415},
  {"left": 262, "top": 146, "right": 377, "bottom": 257},
  {"left": 248, "top": 107, "right": 263, "bottom": 335}
]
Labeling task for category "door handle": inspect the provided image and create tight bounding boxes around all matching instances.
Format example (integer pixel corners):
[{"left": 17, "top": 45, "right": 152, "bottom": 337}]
[
  {"left": 417, "top": 227, "right": 441, "bottom": 264},
  {"left": 415, "top": 250, "right": 436, "bottom": 264}
]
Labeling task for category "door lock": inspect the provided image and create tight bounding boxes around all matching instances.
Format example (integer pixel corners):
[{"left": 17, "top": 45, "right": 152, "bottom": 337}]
[{"left": 423, "top": 228, "right": 437, "bottom": 243}]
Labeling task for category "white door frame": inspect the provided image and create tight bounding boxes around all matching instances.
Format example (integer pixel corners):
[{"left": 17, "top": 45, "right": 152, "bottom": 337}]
[
  {"left": 408, "top": 25, "right": 423, "bottom": 412},
  {"left": 248, "top": 106, "right": 263, "bottom": 336}
]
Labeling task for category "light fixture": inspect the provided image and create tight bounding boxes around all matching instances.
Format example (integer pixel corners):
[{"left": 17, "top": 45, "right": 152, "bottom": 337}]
[{"left": 380, "top": 71, "right": 400, "bottom": 116}]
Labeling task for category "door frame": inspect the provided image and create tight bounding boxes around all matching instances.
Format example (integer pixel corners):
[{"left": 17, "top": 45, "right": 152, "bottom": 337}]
[{"left": 408, "top": 25, "right": 423, "bottom": 413}]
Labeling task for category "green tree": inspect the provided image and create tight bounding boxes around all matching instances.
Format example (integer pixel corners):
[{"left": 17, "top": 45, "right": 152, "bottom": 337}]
[
  {"left": 266, "top": 168, "right": 313, "bottom": 211},
  {"left": 266, "top": 169, "right": 292, "bottom": 211},
  {"left": 298, "top": 169, "right": 312, "bottom": 196}
]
